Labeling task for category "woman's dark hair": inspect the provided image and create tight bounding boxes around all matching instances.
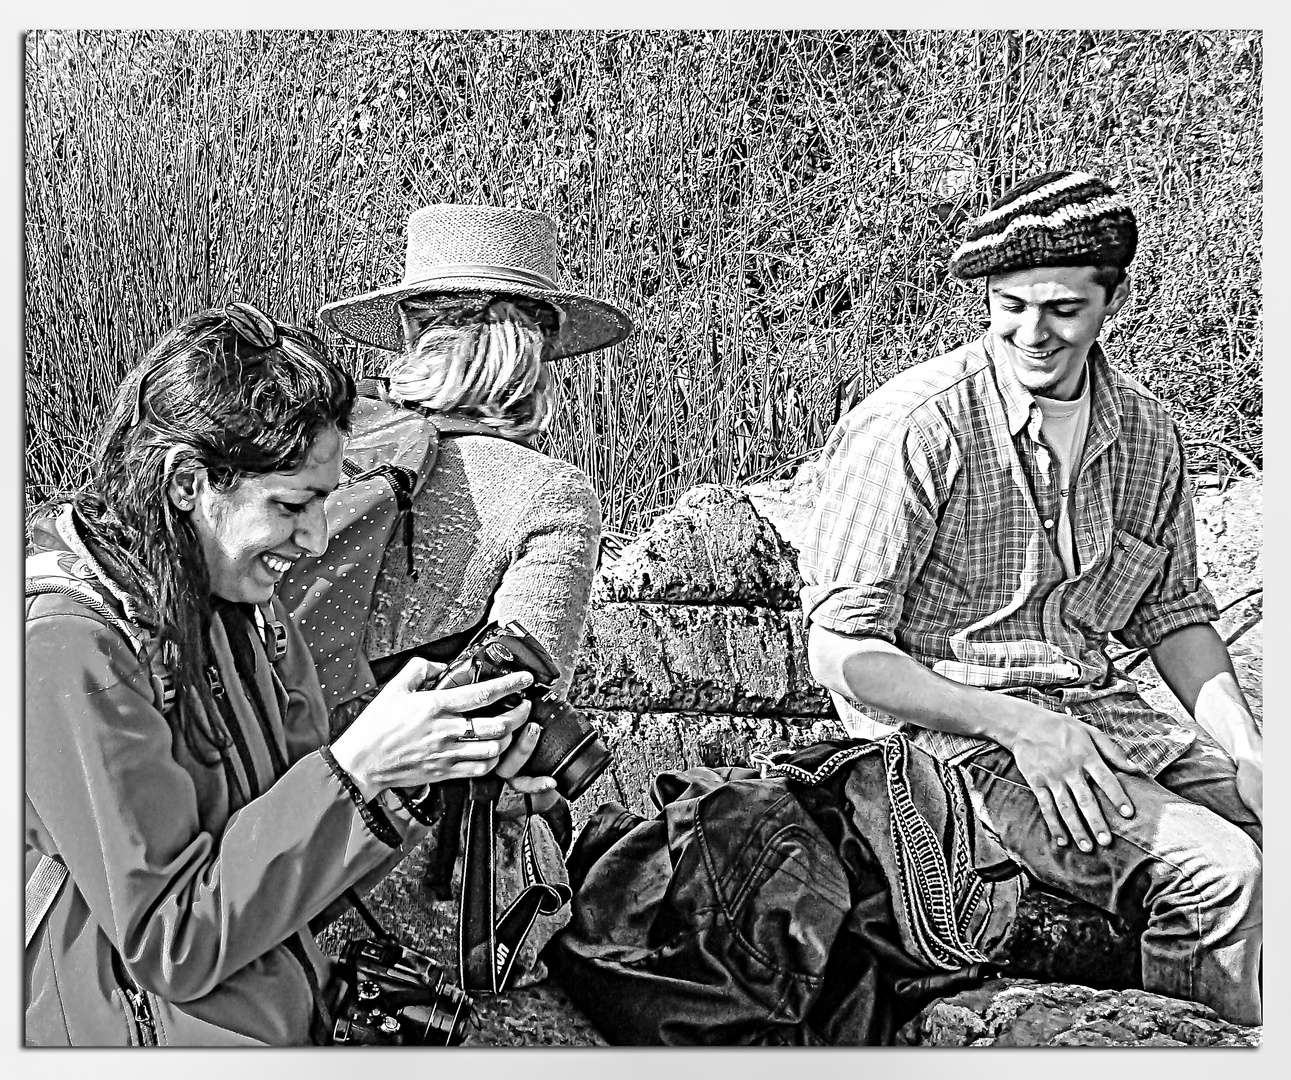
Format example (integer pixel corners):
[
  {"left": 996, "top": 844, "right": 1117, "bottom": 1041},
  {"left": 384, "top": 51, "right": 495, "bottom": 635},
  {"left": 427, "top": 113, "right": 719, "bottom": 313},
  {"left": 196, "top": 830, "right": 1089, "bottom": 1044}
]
[{"left": 73, "top": 304, "right": 356, "bottom": 762}]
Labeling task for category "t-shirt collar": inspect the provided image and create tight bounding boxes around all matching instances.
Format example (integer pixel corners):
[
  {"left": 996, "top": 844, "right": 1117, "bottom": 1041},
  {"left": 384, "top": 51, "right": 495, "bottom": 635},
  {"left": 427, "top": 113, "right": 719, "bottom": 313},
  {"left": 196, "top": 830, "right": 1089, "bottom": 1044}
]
[{"left": 984, "top": 334, "right": 1119, "bottom": 442}]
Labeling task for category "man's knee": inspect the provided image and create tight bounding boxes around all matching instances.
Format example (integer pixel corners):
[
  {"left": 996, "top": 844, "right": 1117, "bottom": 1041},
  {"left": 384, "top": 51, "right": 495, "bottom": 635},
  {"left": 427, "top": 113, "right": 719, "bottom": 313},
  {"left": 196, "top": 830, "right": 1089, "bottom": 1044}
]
[{"left": 1152, "top": 817, "right": 1261, "bottom": 924}]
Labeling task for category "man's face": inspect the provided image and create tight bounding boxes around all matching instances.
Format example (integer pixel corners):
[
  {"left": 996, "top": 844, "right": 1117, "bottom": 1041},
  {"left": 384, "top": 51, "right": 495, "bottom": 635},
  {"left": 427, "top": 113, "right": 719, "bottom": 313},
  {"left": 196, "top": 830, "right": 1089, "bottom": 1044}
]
[{"left": 988, "top": 266, "right": 1129, "bottom": 400}]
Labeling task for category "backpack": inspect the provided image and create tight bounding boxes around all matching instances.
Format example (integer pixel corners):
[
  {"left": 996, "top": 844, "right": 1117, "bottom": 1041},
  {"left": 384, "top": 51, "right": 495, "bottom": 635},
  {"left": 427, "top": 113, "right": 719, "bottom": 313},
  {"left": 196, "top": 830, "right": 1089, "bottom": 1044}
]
[{"left": 276, "top": 383, "right": 441, "bottom": 714}]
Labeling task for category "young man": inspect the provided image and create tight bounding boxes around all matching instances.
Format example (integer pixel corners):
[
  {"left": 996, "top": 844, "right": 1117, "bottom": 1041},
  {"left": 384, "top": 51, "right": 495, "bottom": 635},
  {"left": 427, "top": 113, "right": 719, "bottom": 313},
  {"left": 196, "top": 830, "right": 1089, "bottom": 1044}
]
[{"left": 799, "top": 171, "right": 1262, "bottom": 1026}]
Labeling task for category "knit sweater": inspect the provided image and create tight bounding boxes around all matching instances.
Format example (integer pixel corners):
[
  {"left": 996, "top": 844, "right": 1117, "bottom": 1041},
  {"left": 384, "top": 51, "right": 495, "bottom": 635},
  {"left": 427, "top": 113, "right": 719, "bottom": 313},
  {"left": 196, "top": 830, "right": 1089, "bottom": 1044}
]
[{"left": 364, "top": 432, "right": 601, "bottom": 697}]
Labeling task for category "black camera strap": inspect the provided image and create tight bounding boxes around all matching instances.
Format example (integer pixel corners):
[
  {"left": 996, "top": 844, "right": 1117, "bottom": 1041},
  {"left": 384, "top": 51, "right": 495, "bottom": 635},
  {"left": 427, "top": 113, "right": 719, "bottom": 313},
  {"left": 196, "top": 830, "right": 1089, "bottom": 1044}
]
[{"left": 457, "top": 776, "right": 571, "bottom": 995}]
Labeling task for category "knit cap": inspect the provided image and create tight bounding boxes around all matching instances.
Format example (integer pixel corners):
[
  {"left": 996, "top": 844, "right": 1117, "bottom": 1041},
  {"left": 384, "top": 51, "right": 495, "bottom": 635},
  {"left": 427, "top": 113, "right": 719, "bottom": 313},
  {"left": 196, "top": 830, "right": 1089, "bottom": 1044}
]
[{"left": 948, "top": 171, "right": 1137, "bottom": 280}]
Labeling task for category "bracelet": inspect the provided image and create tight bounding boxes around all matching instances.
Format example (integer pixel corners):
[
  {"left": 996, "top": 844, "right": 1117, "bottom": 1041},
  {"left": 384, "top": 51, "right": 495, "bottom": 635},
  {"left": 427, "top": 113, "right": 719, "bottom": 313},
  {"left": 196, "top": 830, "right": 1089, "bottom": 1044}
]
[
  {"left": 393, "top": 784, "right": 443, "bottom": 826},
  {"left": 318, "top": 745, "right": 402, "bottom": 849}
]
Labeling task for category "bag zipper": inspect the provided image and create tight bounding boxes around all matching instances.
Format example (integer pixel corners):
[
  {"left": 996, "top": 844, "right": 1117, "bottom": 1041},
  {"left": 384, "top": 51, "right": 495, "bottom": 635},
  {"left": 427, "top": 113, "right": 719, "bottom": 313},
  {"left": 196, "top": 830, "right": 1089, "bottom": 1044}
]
[{"left": 122, "top": 984, "right": 158, "bottom": 1046}]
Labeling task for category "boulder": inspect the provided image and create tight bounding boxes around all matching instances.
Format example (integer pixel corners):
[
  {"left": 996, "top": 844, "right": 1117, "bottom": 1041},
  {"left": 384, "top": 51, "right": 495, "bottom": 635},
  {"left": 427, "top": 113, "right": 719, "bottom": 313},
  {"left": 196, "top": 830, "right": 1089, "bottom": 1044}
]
[
  {"left": 571, "top": 602, "right": 832, "bottom": 716},
  {"left": 592, "top": 484, "right": 804, "bottom": 608},
  {"left": 897, "top": 978, "right": 1260, "bottom": 1047}
]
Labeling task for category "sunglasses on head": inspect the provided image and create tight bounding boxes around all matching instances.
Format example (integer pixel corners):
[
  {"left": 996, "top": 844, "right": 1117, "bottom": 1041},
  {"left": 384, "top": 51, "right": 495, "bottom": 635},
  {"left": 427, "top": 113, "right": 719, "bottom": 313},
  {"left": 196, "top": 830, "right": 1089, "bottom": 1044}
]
[{"left": 131, "top": 302, "right": 282, "bottom": 427}]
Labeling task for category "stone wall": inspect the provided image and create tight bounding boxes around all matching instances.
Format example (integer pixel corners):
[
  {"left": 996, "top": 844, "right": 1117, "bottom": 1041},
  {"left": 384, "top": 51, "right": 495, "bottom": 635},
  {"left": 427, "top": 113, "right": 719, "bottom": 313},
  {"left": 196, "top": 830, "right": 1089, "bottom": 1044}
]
[
  {"left": 568, "top": 474, "right": 1262, "bottom": 820},
  {"left": 350, "top": 472, "right": 1261, "bottom": 1045},
  {"left": 565, "top": 473, "right": 1263, "bottom": 1002}
]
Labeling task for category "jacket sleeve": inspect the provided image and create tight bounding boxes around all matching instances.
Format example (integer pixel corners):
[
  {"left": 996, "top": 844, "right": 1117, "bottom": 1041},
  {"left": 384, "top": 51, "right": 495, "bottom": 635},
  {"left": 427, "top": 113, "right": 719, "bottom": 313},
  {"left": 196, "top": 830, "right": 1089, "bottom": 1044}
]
[
  {"left": 486, "top": 460, "right": 601, "bottom": 695},
  {"left": 24, "top": 603, "right": 424, "bottom": 1004}
]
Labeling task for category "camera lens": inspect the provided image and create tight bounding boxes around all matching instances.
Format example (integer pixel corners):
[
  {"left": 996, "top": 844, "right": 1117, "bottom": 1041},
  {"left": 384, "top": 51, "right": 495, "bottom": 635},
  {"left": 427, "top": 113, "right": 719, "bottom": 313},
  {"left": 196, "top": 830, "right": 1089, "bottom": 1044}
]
[
  {"left": 399, "top": 991, "right": 473, "bottom": 1046},
  {"left": 523, "top": 700, "right": 612, "bottom": 801}
]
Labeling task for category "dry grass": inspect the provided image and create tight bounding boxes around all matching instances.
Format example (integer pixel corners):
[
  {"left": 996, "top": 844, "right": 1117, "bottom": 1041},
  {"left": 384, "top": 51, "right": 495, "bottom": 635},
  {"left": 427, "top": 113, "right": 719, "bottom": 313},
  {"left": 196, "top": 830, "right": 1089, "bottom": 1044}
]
[{"left": 25, "top": 30, "right": 1262, "bottom": 532}]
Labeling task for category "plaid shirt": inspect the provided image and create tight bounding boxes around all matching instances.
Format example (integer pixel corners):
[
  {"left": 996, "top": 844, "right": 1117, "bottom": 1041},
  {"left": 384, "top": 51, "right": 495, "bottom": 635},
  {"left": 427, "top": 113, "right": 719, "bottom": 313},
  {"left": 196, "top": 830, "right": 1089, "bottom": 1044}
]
[{"left": 800, "top": 334, "right": 1218, "bottom": 776}]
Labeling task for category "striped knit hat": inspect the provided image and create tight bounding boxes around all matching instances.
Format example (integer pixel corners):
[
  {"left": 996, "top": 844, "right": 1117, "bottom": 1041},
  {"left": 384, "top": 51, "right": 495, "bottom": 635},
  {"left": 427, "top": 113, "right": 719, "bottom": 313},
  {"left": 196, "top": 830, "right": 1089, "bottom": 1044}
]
[{"left": 948, "top": 171, "right": 1137, "bottom": 280}]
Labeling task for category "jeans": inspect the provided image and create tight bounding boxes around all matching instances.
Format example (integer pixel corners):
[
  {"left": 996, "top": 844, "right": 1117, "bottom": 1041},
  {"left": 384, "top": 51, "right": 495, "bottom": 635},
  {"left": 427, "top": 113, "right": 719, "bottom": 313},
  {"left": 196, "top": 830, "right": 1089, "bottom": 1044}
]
[{"left": 960, "top": 733, "right": 1262, "bottom": 1026}]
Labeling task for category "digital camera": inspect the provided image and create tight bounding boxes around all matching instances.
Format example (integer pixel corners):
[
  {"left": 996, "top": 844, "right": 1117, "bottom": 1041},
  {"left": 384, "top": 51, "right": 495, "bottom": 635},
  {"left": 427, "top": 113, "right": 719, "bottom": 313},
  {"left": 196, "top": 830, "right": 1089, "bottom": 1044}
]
[
  {"left": 330, "top": 938, "right": 475, "bottom": 1046},
  {"left": 433, "top": 620, "right": 612, "bottom": 801}
]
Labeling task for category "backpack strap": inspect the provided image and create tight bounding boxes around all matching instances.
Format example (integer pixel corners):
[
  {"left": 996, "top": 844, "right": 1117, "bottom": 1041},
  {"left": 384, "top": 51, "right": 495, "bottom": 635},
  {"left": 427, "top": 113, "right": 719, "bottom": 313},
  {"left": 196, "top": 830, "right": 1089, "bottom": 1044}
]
[
  {"left": 25, "top": 549, "right": 176, "bottom": 715},
  {"left": 25, "top": 854, "right": 68, "bottom": 948},
  {"left": 277, "top": 395, "right": 441, "bottom": 713}
]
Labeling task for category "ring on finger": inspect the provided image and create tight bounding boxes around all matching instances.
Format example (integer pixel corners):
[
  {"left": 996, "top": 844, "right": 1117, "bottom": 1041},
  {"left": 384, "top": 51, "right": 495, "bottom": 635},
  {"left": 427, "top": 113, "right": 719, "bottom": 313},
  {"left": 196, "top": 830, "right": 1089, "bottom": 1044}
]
[{"left": 459, "top": 716, "right": 480, "bottom": 741}]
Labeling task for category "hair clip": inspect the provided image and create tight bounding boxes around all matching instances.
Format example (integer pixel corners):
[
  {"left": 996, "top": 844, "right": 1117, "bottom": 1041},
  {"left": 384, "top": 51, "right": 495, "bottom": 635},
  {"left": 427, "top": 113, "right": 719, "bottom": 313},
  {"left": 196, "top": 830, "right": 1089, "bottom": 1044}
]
[{"left": 223, "top": 302, "right": 280, "bottom": 351}]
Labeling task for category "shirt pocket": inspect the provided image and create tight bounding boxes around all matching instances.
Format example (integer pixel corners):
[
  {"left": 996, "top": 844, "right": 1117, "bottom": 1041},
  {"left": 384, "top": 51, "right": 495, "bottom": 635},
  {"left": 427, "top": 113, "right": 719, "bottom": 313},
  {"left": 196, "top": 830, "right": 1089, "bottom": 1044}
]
[{"left": 1064, "top": 528, "right": 1169, "bottom": 634}]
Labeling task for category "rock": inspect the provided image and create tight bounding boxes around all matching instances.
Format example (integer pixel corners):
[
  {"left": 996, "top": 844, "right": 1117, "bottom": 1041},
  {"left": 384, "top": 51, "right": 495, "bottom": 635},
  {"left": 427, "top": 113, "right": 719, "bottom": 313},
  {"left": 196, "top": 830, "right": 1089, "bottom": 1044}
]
[
  {"left": 571, "top": 709, "right": 848, "bottom": 827},
  {"left": 571, "top": 602, "right": 831, "bottom": 717},
  {"left": 743, "top": 473, "right": 818, "bottom": 553},
  {"left": 592, "top": 484, "right": 803, "bottom": 608},
  {"left": 897, "top": 979, "right": 1260, "bottom": 1047},
  {"left": 1193, "top": 479, "right": 1262, "bottom": 605},
  {"left": 993, "top": 886, "right": 1139, "bottom": 990}
]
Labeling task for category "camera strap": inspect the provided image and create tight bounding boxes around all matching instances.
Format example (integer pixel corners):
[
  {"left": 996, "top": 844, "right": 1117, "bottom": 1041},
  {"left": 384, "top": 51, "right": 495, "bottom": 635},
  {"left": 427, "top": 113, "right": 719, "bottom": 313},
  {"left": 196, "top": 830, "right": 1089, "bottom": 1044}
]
[{"left": 458, "top": 777, "right": 571, "bottom": 995}]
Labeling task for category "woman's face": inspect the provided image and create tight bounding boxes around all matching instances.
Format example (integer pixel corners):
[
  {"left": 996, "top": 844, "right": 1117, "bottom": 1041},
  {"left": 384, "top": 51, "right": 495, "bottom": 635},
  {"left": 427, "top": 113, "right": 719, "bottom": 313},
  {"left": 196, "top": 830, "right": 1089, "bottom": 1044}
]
[{"left": 183, "top": 426, "right": 344, "bottom": 604}]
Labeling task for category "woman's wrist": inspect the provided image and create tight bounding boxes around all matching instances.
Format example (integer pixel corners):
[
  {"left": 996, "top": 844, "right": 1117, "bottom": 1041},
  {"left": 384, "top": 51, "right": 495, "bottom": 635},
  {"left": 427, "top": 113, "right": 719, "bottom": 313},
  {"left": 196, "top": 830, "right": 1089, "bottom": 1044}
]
[{"left": 326, "top": 731, "right": 382, "bottom": 802}]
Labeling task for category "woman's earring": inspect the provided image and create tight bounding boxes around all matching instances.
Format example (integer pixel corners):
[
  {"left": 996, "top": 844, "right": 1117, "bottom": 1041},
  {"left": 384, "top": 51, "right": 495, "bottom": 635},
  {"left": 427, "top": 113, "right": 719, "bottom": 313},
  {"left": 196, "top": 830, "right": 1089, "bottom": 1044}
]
[{"left": 177, "top": 499, "right": 193, "bottom": 511}]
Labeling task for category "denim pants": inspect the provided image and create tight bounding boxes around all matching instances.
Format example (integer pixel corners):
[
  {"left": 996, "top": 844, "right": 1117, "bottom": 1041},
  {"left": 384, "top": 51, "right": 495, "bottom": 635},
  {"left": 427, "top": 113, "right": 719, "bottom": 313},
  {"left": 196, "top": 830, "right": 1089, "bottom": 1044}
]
[{"left": 960, "top": 734, "right": 1262, "bottom": 1026}]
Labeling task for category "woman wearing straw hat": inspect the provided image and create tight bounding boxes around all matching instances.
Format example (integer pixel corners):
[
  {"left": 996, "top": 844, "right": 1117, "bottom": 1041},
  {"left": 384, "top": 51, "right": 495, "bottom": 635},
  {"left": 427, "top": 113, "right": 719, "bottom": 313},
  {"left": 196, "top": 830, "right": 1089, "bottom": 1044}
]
[
  {"left": 319, "top": 202, "right": 631, "bottom": 708},
  {"left": 318, "top": 205, "right": 632, "bottom": 980}
]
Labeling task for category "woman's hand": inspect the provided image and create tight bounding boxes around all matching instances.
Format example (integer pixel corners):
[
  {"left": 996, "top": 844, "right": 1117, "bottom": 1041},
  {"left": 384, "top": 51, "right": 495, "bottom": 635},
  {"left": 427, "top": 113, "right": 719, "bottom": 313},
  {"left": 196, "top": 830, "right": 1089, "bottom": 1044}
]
[
  {"left": 329, "top": 657, "right": 535, "bottom": 800},
  {"left": 493, "top": 722, "right": 562, "bottom": 814}
]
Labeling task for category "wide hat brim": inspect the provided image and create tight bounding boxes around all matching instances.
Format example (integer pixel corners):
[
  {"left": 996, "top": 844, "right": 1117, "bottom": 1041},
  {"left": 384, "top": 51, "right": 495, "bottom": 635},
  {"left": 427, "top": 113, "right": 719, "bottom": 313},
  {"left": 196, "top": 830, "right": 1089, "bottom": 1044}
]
[{"left": 318, "top": 274, "right": 633, "bottom": 359}]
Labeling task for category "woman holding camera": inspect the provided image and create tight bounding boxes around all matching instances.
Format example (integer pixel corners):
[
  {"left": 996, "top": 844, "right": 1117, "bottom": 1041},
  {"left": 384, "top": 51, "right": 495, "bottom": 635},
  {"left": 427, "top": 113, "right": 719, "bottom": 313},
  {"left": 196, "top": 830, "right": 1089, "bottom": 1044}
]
[{"left": 24, "top": 304, "right": 557, "bottom": 1045}]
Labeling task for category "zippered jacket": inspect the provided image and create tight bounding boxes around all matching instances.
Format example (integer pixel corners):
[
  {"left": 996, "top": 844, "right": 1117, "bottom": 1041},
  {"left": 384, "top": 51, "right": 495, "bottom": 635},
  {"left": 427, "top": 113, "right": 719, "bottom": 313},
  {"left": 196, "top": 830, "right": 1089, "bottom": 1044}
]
[
  {"left": 24, "top": 506, "right": 425, "bottom": 1045},
  {"left": 545, "top": 736, "right": 1024, "bottom": 1045}
]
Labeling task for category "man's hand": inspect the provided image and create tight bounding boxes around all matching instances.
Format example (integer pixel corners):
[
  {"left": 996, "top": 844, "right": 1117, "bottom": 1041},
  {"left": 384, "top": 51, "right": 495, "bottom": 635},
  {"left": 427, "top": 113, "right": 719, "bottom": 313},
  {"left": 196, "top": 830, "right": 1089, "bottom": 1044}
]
[
  {"left": 1235, "top": 752, "right": 1262, "bottom": 823},
  {"left": 1008, "top": 714, "right": 1142, "bottom": 852}
]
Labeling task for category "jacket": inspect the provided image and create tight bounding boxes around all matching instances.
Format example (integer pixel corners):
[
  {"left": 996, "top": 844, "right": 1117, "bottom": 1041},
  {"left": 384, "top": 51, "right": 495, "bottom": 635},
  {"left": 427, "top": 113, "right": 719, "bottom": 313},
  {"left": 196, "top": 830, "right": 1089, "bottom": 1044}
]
[
  {"left": 24, "top": 506, "right": 426, "bottom": 1045},
  {"left": 544, "top": 735, "right": 1023, "bottom": 1045}
]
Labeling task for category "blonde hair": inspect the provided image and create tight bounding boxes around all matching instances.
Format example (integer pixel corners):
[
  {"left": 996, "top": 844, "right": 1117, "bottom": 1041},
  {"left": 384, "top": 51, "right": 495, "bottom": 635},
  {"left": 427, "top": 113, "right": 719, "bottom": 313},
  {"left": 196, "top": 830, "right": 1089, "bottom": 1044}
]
[{"left": 385, "top": 294, "right": 558, "bottom": 442}]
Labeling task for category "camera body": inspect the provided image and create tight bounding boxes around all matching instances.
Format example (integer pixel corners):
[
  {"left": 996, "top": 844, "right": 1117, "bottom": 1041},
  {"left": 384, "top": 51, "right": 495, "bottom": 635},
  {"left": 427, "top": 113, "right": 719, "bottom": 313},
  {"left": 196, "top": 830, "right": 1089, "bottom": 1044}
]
[
  {"left": 331, "top": 938, "right": 475, "bottom": 1046},
  {"left": 433, "top": 620, "right": 612, "bottom": 802}
]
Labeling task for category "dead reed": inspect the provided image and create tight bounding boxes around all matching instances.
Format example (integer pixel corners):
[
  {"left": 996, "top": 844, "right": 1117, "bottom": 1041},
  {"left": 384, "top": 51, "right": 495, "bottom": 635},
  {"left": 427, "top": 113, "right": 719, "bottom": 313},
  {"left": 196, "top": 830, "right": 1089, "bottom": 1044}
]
[{"left": 25, "top": 30, "right": 1262, "bottom": 532}]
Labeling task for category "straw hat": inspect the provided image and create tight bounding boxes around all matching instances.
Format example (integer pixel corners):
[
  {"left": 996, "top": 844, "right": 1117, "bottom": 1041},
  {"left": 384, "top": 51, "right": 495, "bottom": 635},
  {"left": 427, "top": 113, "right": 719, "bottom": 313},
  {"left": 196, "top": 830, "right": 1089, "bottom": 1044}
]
[{"left": 318, "top": 204, "right": 633, "bottom": 359}]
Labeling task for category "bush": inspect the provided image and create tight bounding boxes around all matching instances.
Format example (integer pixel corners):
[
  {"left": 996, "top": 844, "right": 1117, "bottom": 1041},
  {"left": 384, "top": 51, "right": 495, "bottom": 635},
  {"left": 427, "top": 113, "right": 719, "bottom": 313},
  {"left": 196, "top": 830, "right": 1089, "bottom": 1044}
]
[{"left": 25, "top": 29, "right": 1262, "bottom": 532}]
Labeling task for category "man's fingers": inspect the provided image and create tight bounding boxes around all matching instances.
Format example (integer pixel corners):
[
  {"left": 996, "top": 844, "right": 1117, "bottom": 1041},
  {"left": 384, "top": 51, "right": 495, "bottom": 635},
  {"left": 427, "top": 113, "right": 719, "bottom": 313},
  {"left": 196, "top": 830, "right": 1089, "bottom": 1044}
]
[
  {"left": 1085, "top": 757, "right": 1135, "bottom": 821},
  {"left": 1068, "top": 778, "right": 1113, "bottom": 849},
  {"left": 1050, "top": 786, "right": 1092, "bottom": 851},
  {"left": 1033, "top": 785, "right": 1069, "bottom": 848},
  {"left": 1089, "top": 729, "right": 1142, "bottom": 775}
]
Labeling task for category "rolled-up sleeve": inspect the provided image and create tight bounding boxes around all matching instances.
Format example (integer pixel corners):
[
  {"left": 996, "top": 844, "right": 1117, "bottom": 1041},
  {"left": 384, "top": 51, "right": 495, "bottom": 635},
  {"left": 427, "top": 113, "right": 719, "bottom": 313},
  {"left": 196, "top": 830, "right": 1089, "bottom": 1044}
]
[
  {"left": 799, "top": 409, "right": 943, "bottom": 641},
  {"left": 1116, "top": 426, "right": 1220, "bottom": 649}
]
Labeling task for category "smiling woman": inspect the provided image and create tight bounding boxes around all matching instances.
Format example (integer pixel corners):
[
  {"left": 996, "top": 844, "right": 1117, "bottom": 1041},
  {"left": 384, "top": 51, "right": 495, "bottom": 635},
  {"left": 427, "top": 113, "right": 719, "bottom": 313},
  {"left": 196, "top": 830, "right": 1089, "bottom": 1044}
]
[
  {"left": 179, "top": 424, "right": 344, "bottom": 605},
  {"left": 24, "top": 303, "right": 559, "bottom": 1045}
]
